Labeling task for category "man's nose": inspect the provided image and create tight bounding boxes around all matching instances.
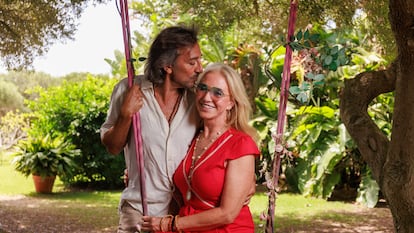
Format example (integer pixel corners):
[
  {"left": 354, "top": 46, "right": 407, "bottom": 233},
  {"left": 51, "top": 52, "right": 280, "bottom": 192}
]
[{"left": 196, "top": 61, "right": 203, "bottom": 73}]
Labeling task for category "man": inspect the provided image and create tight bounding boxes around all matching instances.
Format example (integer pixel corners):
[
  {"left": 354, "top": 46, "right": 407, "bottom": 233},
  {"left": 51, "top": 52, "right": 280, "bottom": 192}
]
[{"left": 101, "top": 25, "right": 203, "bottom": 233}]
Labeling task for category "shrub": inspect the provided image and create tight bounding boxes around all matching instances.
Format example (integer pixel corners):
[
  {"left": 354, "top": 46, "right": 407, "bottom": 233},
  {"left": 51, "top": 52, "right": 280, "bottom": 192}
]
[
  {"left": 25, "top": 75, "right": 125, "bottom": 189},
  {"left": 12, "top": 134, "right": 79, "bottom": 179}
]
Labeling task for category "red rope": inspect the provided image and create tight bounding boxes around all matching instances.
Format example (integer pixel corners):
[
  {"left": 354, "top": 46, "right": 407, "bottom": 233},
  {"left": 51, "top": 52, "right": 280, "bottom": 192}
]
[
  {"left": 266, "top": 0, "right": 298, "bottom": 232},
  {"left": 119, "top": 0, "right": 148, "bottom": 216}
]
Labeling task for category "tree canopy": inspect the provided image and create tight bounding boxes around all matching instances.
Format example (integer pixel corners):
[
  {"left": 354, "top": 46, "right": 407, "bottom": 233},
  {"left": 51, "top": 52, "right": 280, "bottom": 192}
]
[
  {"left": 0, "top": 0, "right": 106, "bottom": 70},
  {"left": 132, "top": 0, "right": 395, "bottom": 59},
  {"left": 0, "top": 0, "right": 395, "bottom": 70}
]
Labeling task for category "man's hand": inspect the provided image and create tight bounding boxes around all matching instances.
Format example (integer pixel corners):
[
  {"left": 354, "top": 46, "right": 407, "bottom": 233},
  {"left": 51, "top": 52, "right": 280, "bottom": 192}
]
[
  {"left": 101, "top": 85, "right": 143, "bottom": 155},
  {"left": 120, "top": 84, "right": 144, "bottom": 119},
  {"left": 123, "top": 169, "right": 129, "bottom": 187}
]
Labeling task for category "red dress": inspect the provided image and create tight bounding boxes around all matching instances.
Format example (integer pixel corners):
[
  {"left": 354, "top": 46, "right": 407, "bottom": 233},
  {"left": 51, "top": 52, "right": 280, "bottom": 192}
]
[{"left": 173, "top": 128, "right": 260, "bottom": 233}]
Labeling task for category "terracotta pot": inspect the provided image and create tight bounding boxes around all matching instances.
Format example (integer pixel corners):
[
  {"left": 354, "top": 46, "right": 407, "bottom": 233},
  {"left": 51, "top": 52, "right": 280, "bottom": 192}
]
[{"left": 32, "top": 175, "right": 56, "bottom": 193}]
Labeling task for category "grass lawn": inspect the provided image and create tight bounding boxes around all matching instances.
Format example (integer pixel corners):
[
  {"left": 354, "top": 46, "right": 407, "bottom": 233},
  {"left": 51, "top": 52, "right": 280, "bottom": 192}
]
[{"left": 0, "top": 152, "right": 393, "bottom": 233}]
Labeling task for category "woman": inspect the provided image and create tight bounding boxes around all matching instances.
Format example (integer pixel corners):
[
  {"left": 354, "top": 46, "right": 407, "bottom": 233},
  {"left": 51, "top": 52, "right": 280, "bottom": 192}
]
[{"left": 140, "top": 63, "right": 260, "bottom": 232}]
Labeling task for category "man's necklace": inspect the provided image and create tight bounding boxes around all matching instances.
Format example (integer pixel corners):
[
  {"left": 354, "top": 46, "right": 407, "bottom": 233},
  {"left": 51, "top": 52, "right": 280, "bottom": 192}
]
[
  {"left": 168, "top": 93, "right": 182, "bottom": 124},
  {"left": 154, "top": 89, "right": 182, "bottom": 124}
]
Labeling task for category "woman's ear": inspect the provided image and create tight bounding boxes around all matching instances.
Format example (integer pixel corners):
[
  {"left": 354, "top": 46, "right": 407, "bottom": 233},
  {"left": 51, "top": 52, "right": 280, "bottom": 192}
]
[{"left": 227, "top": 102, "right": 235, "bottom": 110}]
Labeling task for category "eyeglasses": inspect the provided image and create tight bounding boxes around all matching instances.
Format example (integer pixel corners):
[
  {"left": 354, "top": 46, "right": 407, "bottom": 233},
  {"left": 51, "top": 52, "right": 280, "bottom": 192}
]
[{"left": 195, "top": 82, "right": 229, "bottom": 99}]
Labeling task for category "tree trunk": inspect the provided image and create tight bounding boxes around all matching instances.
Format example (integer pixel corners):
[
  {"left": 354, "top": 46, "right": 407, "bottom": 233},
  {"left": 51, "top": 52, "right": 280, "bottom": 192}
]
[{"left": 340, "top": 0, "right": 414, "bottom": 232}]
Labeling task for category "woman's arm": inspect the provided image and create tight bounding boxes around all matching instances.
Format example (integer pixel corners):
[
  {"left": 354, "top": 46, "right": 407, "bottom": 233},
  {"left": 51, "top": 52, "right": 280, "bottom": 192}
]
[{"left": 141, "top": 154, "right": 256, "bottom": 232}]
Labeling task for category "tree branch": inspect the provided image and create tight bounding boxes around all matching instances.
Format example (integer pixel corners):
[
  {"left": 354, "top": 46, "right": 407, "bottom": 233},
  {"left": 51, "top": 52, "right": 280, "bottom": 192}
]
[{"left": 339, "top": 62, "right": 397, "bottom": 187}]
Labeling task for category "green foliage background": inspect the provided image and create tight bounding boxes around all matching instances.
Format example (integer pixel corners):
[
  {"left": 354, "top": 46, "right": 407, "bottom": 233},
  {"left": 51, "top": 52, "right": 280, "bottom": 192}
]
[
  {"left": 0, "top": 0, "right": 396, "bottom": 207},
  {"left": 24, "top": 75, "right": 124, "bottom": 188}
]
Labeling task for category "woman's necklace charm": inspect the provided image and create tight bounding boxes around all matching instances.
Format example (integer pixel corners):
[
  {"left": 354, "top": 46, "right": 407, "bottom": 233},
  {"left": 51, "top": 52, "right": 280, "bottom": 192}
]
[{"left": 186, "top": 190, "right": 191, "bottom": 201}]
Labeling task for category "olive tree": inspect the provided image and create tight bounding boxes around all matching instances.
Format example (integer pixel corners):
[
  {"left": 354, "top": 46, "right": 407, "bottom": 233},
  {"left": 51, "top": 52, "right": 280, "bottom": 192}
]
[
  {"left": 340, "top": 0, "right": 414, "bottom": 231},
  {"left": 0, "top": 0, "right": 106, "bottom": 70}
]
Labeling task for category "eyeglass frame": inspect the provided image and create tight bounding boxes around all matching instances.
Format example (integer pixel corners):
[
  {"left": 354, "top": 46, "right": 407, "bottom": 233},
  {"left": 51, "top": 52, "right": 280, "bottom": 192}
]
[{"left": 195, "top": 82, "right": 230, "bottom": 99}]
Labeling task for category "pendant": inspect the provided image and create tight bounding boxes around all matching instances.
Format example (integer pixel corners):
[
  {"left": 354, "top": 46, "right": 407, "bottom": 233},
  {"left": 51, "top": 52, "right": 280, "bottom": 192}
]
[{"left": 186, "top": 190, "right": 191, "bottom": 201}]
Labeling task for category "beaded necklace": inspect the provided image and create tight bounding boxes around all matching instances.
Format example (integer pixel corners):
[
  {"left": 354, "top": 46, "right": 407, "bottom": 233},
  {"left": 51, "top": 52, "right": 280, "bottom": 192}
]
[{"left": 186, "top": 129, "right": 224, "bottom": 201}]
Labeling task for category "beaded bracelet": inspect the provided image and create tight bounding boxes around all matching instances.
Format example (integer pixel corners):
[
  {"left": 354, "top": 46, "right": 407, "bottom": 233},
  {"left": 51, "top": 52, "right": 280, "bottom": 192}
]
[
  {"left": 174, "top": 215, "right": 183, "bottom": 233},
  {"left": 160, "top": 215, "right": 173, "bottom": 232},
  {"left": 159, "top": 216, "right": 166, "bottom": 232}
]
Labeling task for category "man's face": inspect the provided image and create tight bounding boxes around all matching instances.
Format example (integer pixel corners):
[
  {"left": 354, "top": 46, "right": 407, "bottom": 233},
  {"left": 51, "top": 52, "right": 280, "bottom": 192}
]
[{"left": 170, "top": 43, "right": 203, "bottom": 89}]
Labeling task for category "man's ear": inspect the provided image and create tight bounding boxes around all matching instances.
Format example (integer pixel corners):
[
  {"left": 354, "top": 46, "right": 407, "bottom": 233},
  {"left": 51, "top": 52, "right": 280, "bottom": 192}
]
[{"left": 163, "top": 65, "right": 173, "bottom": 74}]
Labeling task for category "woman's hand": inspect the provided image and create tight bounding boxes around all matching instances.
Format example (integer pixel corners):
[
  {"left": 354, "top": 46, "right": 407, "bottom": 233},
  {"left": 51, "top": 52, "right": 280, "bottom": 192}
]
[{"left": 140, "top": 215, "right": 172, "bottom": 232}]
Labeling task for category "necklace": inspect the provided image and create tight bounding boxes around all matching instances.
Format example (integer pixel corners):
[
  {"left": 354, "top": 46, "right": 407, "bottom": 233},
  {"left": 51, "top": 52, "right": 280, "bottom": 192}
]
[
  {"left": 186, "top": 129, "right": 226, "bottom": 201},
  {"left": 154, "top": 88, "right": 182, "bottom": 124},
  {"left": 168, "top": 93, "right": 182, "bottom": 124}
]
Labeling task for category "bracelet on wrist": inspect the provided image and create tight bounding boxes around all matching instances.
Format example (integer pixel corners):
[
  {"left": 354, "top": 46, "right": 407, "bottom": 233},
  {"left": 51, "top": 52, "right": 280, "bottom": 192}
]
[
  {"left": 160, "top": 215, "right": 173, "bottom": 232},
  {"left": 171, "top": 215, "right": 176, "bottom": 232},
  {"left": 167, "top": 215, "right": 173, "bottom": 232},
  {"left": 159, "top": 216, "right": 165, "bottom": 232},
  {"left": 174, "top": 215, "right": 183, "bottom": 233}
]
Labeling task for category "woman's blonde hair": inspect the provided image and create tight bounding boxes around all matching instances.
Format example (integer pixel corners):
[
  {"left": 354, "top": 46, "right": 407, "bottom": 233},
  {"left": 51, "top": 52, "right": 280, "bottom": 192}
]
[{"left": 198, "top": 63, "right": 258, "bottom": 141}]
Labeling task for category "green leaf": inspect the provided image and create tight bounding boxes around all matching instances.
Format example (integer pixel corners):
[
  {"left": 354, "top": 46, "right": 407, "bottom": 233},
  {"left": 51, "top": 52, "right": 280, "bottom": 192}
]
[
  {"left": 289, "top": 86, "right": 302, "bottom": 95},
  {"left": 309, "top": 33, "right": 320, "bottom": 43},
  {"left": 305, "top": 72, "right": 315, "bottom": 80},
  {"left": 314, "top": 74, "right": 325, "bottom": 81},
  {"left": 323, "top": 171, "right": 341, "bottom": 198},
  {"left": 296, "top": 30, "right": 303, "bottom": 41},
  {"left": 304, "top": 29, "right": 310, "bottom": 40},
  {"left": 329, "top": 61, "right": 338, "bottom": 71},
  {"left": 296, "top": 92, "right": 309, "bottom": 103},
  {"left": 330, "top": 46, "right": 339, "bottom": 55},
  {"left": 324, "top": 55, "right": 333, "bottom": 65},
  {"left": 357, "top": 169, "right": 380, "bottom": 208},
  {"left": 255, "top": 97, "right": 277, "bottom": 118}
]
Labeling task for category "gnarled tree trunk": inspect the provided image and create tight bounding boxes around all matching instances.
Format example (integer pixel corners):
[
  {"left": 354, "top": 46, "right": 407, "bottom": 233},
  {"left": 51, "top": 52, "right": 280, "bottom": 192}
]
[{"left": 340, "top": 0, "right": 414, "bottom": 232}]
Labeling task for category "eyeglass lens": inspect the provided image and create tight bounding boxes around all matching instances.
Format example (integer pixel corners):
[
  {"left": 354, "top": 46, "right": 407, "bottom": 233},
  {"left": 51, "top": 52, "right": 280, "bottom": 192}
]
[{"left": 196, "top": 83, "right": 226, "bottom": 98}]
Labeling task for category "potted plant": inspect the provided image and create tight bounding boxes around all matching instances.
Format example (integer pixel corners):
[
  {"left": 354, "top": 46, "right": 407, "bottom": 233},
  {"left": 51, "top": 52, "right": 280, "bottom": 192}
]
[{"left": 12, "top": 134, "right": 80, "bottom": 193}]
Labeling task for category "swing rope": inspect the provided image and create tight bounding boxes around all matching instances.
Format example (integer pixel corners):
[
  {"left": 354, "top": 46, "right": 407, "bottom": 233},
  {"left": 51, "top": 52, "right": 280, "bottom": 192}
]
[
  {"left": 118, "top": 0, "right": 148, "bottom": 216},
  {"left": 266, "top": 0, "right": 298, "bottom": 232}
]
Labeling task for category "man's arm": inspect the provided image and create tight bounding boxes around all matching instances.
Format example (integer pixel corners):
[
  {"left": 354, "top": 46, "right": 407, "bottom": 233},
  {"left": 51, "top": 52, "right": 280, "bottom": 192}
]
[{"left": 102, "top": 84, "right": 143, "bottom": 155}]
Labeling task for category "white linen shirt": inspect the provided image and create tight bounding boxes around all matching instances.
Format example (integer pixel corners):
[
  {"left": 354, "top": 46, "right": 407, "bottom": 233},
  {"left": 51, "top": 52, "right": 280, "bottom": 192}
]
[{"left": 100, "top": 77, "right": 199, "bottom": 216}]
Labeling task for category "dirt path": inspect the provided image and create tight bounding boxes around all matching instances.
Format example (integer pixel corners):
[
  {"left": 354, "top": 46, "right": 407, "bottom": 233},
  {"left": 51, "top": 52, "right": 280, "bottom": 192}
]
[
  {"left": 274, "top": 207, "right": 394, "bottom": 233},
  {"left": 0, "top": 195, "right": 117, "bottom": 233},
  {"left": 0, "top": 195, "right": 394, "bottom": 233}
]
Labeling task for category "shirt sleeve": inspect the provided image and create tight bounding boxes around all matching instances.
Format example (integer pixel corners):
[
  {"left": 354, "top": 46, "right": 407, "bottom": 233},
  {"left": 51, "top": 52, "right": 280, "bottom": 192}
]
[
  {"left": 227, "top": 133, "right": 260, "bottom": 160},
  {"left": 100, "top": 78, "right": 128, "bottom": 139}
]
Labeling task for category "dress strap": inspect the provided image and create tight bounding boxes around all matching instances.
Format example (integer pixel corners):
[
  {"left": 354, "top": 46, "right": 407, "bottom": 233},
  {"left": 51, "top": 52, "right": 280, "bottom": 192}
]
[{"left": 183, "top": 134, "right": 233, "bottom": 209}]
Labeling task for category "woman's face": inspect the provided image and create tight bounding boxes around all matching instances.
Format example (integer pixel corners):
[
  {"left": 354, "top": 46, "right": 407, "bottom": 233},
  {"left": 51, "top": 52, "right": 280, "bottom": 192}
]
[{"left": 195, "top": 70, "right": 234, "bottom": 123}]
